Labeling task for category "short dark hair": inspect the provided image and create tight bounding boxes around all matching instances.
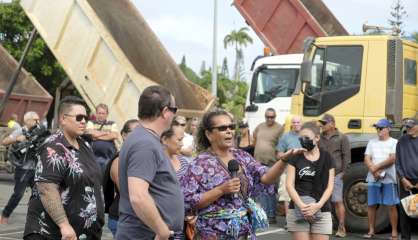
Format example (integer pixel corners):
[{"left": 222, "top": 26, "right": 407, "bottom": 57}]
[
  {"left": 161, "top": 127, "right": 175, "bottom": 142},
  {"left": 138, "top": 86, "right": 172, "bottom": 120},
  {"left": 58, "top": 96, "right": 86, "bottom": 116},
  {"left": 265, "top": 108, "right": 276, "bottom": 114},
  {"left": 196, "top": 108, "right": 232, "bottom": 151},
  {"left": 120, "top": 119, "right": 139, "bottom": 135},
  {"left": 301, "top": 121, "right": 320, "bottom": 136}
]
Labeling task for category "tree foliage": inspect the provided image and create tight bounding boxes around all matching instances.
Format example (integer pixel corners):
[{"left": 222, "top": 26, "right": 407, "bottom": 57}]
[
  {"left": 224, "top": 27, "right": 253, "bottom": 81},
  {"left": 221, "top": 57, "right": 229, "bottom": 78},
  {"left": 388, "top": 0, "right": 407, "bottom": 36},
  {"left": 0, "top": 1, "right": 74, "bottom": 122},
  {"left": 199, "top": 60, "right": 206, "bottom": 76},
  {"left": 0, "top": 1, "right": 68, "bottom": 95},
  {"left": 411, "top": 32, "right": 418, "bottom": 43},
  {"left": 179, "top": 58, "right": 248, "bottom": 119}
]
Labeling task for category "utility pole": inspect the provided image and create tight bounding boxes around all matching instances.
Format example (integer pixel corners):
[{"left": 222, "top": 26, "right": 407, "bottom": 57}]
[{"left": 211, "top": 0, "right": 218, "bottom": 97}]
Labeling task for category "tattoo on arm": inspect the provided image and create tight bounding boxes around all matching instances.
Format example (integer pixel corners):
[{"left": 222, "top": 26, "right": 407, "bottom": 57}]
[{"left": 37, "top": 182, "right": 68, "bottom": 226}]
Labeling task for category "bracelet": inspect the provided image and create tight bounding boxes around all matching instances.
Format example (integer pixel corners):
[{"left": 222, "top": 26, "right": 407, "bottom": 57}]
[{"left": 279, "top": 157, "right": 288, "bottom": 163}]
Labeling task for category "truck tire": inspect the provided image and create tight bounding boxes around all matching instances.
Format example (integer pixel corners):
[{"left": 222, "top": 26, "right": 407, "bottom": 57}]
[{"left": 343, "top": 162, "right": 389, "bottom": 233}]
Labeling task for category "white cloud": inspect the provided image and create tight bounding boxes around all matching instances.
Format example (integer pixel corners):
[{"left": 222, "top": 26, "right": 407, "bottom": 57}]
[{"left": 132, "top": 0, "right": 418, "bottom": 76}]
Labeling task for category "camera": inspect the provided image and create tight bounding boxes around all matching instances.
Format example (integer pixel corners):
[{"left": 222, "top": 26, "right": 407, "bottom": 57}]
[{"left": 8, "top": 124, "right": 50, "bottom": 167}]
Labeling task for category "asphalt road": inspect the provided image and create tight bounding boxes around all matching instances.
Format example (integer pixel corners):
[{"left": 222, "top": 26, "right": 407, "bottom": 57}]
[{"left": 0, "top": 173, "right": 415, "bottom": 239}]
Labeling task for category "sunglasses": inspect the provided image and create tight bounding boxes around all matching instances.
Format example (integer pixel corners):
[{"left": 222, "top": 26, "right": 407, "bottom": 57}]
[
  {"left": 167, "top": 106, "right": 178, "bottom": 114},
  {"left": 64, "top": 114, "right": 88, "bottom": 122},
  {"left": 211, "top": 124, "right": 236, "bottom": 132},
  {"left": 265, "top": 115, "right": 276, "bottom": 119}
]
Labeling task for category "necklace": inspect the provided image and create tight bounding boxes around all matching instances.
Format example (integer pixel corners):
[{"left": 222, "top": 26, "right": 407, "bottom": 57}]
[{"left": 144, "top": 127, "right": 159, "bottom": 139}]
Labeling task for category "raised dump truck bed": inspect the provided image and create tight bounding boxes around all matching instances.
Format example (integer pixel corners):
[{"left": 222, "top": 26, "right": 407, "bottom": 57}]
[
  {"left": 233, "top": 0, "right": 348, "bottom": 54},
  {"left": 20, "top": 0, "right": 215, "bottom": 128},
  {"left": 0, "top": 43, "right": 52, "bottom": 124}
]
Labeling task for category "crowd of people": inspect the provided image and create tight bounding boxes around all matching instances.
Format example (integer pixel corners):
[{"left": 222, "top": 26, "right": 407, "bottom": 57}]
[{"left": 0, "top": 85, "right": 418, "bottom": 240}]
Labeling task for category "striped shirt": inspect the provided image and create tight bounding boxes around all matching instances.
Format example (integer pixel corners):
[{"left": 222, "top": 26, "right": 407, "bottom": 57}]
[{"left": 176, "top": 155, "right": 190, "bottom": 179}]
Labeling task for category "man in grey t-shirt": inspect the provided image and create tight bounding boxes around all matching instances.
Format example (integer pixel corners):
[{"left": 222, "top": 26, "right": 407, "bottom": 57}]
[{"left": 117, "top": 86, "right": 184, "bottom": 240}]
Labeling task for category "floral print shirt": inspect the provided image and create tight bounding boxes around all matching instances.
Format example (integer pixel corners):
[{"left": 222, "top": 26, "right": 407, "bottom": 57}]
[
  {"left": 24, "top": 130, "right": 104, "bottom": 240},
  {"left": 180, "top": 148, "right": 275, "bottom": 238}
]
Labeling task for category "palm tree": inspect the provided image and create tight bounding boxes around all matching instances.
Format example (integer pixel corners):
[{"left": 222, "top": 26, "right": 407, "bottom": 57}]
[{"left": 224, "top": 27, "right": 253, "bottom": 81}]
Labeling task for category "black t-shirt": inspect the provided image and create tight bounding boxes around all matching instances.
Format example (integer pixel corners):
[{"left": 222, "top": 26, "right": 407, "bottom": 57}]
[
  {"left": 287, "top": 148, "right": 335, "bottom": 212},
  {"left": 103, "top": 154, "right": 119, "bottom": 220},
  {"left": 24, "top": 130, "right": 104, "bottom": 240}
]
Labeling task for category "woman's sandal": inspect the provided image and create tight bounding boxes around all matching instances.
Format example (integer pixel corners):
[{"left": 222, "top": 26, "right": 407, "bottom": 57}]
[
  {"left": 362, "top": 233, "right": 375, "bottom": 239},
  {"left": 389, "top": 235, "right": 398, "bottom": 240}
]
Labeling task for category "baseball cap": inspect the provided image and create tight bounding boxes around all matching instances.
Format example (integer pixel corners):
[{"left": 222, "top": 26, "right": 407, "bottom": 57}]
[
  {"left": 372, "top": 119, "right": 391, "bottom": 128},
  {"left": 404, "top": 118, "right": 418, "bottom": 128},
  {"left": 318, "top": 114, "right": 335, "bottom": 125}
]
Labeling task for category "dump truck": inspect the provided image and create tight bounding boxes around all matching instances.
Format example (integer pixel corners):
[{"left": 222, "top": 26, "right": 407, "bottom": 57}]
[
  {"left": 19, "top": 0, "right": 215, "bottom": 130},
  {"left": 234, "top": 0, "right": 347, "bottom": 130},
  {"left": 0, "top": 44, "right": 52, "bottom": 125},
  {"left": 290, "top": 34, "right": 418, "bottom": 232},
  {"left": 0, "top": 43, "right": 53, "bottom": 173}
]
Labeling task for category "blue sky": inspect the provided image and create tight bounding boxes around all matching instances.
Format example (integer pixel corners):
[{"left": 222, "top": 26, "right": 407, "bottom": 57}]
[{"left": 132, "top": 0, "right": 418, "bottom": 78}]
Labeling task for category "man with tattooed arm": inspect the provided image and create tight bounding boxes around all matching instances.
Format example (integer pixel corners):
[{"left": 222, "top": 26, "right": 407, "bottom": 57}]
[{"left": 23, "top": 96, "right": 104, "bottom": 240}]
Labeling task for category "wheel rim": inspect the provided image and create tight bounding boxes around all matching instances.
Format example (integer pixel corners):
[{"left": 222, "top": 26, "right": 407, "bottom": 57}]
[{"left": 345, "top": 180, "right": 368, "bottom": 217}]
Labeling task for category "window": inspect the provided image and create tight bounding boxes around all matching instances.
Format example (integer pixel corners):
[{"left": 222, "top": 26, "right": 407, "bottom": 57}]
[
  {"left": 304, "top": 46, "right": 363, "bottom": 116},
  {"left": 404, "top": 59, "right": 417, "bottom": 85},
  {"left": 253, "top": 68, "right": 299, "bottom": 103}
]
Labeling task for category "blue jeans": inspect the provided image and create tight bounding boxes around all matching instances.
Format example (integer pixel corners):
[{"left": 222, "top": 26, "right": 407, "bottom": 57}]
[
  {"left": 2, "top": 167, "right": 34, "bottom": 217},
  {"left": 108, "top": 216, "right": 118, "bottom": 237},
  {"left": 258, "top": 192, "right": 277, "bottom": 218}
]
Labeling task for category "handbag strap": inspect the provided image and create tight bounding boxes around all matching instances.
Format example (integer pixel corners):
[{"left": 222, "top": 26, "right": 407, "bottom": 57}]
[{"left": 210, "top": 151, "right": 249, "bottom": 200}]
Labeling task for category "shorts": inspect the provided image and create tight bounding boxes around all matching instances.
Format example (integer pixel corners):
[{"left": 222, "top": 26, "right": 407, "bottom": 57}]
[
  {"left": 367, "top": 182, "right": 400, "bottom": 206},
  {"left": 278, "top": 172, "right": 290, "bottom": 202},
  {"left": 331, "top": 173, "right": 343, "bottom": 203},
  {"left": 287, "top": 209, "right": 333, "bottom": 235}
]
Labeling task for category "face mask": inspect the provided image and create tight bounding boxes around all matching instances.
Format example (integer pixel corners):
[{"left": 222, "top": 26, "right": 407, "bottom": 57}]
[{"left": 299, "top": 137, "right": 316, "bottom": 151}]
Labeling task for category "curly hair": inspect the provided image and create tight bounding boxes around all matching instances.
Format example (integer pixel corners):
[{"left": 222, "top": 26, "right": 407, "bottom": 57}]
[{"left": 196, "top": 108, "right": 232, "bottom": 152}]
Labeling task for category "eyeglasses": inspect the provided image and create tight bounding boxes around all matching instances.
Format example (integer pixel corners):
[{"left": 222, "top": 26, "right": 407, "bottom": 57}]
[
  {"left": 167, "top": 106, "right": 178, "bottom": 114},
  {"left": 211, "top": 124, "right": 236, "bottom": 132},
  {"left": 376, "top": 127, "right": 386, "bottom": 131},
  {"left": 265, "top": 115, "right": 276, "bottom": 119},
  {"left": 64, "top": 114, "right": 88, "bottom": 122}
]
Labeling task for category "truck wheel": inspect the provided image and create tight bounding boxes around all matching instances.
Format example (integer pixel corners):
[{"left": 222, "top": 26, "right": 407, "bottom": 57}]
[{"left": 343, "top": 162, "right": 389, "bottom": 233}]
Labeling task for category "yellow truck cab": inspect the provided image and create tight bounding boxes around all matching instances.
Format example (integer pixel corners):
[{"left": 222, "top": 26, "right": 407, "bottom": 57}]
[{"left": 290, "top": 35, "right": 418, "bottom": 232}]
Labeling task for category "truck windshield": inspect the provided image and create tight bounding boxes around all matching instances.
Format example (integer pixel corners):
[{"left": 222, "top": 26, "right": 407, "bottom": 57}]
[
  {"left": 304, "top": 46, "right": 363, "bottom": 116},
  {"left": 253, "top": 68, "right": 299, "bottom": 103}
]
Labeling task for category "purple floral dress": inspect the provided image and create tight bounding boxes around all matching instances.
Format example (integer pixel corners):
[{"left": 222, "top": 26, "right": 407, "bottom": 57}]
[{"left": 180, "top": 148, "right": 275, "bottom": 239}]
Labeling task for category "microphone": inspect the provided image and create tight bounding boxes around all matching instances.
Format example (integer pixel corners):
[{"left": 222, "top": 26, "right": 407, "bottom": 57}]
[{"left": 228, "top": 159, "right": 240, "bottom": 198}]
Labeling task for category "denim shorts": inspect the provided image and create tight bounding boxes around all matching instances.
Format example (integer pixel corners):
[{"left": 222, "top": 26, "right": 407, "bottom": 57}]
[
  {"left": 331, "top": 173, "right": 343, "bottom": 202},
  {"left": 367, "top": 182, "right": 400, "bottom": 206},
  {"left": 287, "top": 209, "right": 332, "bottom": 235}
]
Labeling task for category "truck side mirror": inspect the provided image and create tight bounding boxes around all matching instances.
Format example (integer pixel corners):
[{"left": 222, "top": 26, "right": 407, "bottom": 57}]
[
  {"left": 245, "top": 104, "right": 258, "bottom": 112},
  {"left": 249, "top": 65, "right": 266, "bottom": 104},
  {"left": 300, "top": 60, "right": 312, "bottom": 84}
]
